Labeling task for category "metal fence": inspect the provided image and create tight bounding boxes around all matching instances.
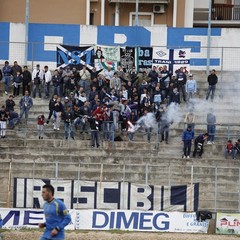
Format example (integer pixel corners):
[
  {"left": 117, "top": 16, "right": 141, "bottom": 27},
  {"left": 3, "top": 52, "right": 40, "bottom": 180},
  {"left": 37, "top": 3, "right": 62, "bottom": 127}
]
[
  {"left": 1, "top": 41, "right": 240, "bottom": 73},
  {"left": 1, "top": 159, "right": 240, "bottom": 212}
]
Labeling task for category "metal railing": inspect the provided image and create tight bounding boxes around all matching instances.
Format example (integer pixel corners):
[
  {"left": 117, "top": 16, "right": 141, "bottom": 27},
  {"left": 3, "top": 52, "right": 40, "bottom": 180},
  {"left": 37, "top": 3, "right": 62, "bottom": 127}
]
[{"left": 1, "top": 159, "right": 240, "bottom": 212}]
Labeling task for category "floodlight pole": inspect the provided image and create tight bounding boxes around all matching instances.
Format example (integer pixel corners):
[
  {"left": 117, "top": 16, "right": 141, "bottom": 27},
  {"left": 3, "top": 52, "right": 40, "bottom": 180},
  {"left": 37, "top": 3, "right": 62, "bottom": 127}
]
[
  {"left": 25, "top": 0, "right": 29, "bottom": 65},
  {"left": 206, "top": 0, "right": 212, "bottom": 75},
  {"left": 135, "top": 0, "right": 139, "bottom": 26}
]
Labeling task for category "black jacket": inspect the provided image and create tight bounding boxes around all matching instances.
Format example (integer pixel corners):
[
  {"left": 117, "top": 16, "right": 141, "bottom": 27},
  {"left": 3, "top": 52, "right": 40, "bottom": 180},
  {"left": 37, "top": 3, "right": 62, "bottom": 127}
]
[{"left": 208, "top": 74, "right": 218, "bottom": 85}]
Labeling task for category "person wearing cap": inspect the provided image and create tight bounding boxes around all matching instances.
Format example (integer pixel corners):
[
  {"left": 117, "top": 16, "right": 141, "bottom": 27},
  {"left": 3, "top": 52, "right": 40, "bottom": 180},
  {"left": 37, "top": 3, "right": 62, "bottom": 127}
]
[
  {"left": 206, "top": 69, "right": 218, "bottom": 101},
  {"left": 32, "top": 64, "right": 44, "bottom": 98},
  {"left": 182, "top": 125, "right": 195, "bottom": 159},
  {"left": 2, "top": 61, "right": 12, "bottom": 95},
  {"left": 186, "top": 73, "right": 197, "bottom": 102}
]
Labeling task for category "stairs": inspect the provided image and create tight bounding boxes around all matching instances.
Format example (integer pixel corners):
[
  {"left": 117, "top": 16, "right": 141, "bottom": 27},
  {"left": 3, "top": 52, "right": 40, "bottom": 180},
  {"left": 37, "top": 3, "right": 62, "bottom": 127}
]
[{"left": 0, "top": 70, "right": 240, "bottom": 212}]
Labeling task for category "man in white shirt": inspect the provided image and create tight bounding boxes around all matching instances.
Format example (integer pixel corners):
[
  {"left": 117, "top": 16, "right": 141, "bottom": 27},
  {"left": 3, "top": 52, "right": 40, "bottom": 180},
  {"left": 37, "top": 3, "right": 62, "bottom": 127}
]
[
  {"left": 43, "top": 65, "right": 52, "bottom": 98},
  {"left": 79, "top": 65, "right": 90, "bottom": 93},
  {"left": 32, "top": 64, "right": 44, "bottom": 98}
]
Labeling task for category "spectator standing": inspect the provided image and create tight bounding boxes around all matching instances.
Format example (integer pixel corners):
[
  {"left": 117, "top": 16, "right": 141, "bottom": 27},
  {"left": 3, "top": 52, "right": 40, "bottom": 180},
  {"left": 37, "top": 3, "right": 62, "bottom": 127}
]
[
  {"left": 37, "top": 114, "right": 45, "bottom": 139},
  {"left": 32, "top": 64, "right": 44, "bottom": 98},
  {"left": 182, "top": 125, "right": 194, "bottom": 159},
  {"left": 160, "top": 105, "right": 170, "bottom": 144},
  {"left": 0, "top": 106, "right": 8, "bottom": 138},
  {"left": 110, "top": 72, "right": 121, "bottom": 93},
  {"left": 224, "top": 140, "right": 234, "bottom": 159},
  {"left": 79, "top": 65, "right": 90, "bottom": 93},
  {"left": 176, "top": 67, "right": 187, "bottom": 102},
  {"left": 186, "top": 74, "right": 197, "bottom": 101},
  {"left": 184, "top": 109, "right": 195, "bottom": 130},
  {"left": 206, "top": 69, "right": 218, "bottom": 101},
  {"left": 19, "top": 90, "right": 33, "bottom": 122},
  {"left": 233, "top": 139, "right": 240, "bottom": 160},
  {"left": 46, "top": 94, "right": 58, "bottom": 124},
  {"left": 22, "top": 66, "right": 32, "bottom": 95},
  {"left": 207, "top": 109, "right": 216, "bottom": 144},
  {"left": 2, "top": 61, "right": 12, "bottom": 95},
  {"left": 38, "top": 184, "right": 71, "bottom": 240},
  {"left": 12, "top": 71, "right": 22, "bottom": 97},
  {"left": 62, "top": 66, "right": 72, "bottom": 97},
  {"left": 62, "top": 106, "right": 74, "bottom": 140},
  {"left": 43, "top": 66, "right": 52, "bottom": 98},
  {"left": 193, "top": 133, "right": 209, "bottom": 158},
  {"left": 52, "top": 70, "right": 61, "bottom": 97},
  {"left": 52, "top": 97, "right": 63, "bottom": 131},
  {"left": 11, "top": 61, "right": 22, "bottom": 77},
  {"left": 160, "top": 65, "right": 171, "bottom": 88},
  {"left": 88, "top": 115, "right": 100, "bottom": 148}
]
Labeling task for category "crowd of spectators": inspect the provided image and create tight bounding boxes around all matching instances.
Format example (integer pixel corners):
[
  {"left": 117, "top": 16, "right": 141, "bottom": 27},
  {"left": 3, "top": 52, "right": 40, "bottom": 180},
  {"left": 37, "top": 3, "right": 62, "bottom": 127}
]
[{"left": 0, "top": 60, "right": 224, "bottom": 156}]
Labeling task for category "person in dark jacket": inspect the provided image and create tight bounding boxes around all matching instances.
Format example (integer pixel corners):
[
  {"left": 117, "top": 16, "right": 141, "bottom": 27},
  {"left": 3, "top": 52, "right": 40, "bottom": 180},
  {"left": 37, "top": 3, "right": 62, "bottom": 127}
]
[
  {"left": 2, "top": 61, "right": 12, "bottom": 95},
  {"left": 176, "top": 67, "right": 187, "bottom": 102},
  {"left": 22, "top": 66, "right": 32, "bottom": 95},
  {"left": 13, "top": 71, "right": 22, "bottom": 97},
  {"left": 233, "top": 139, "right": 240, "bottom": 160},
  {"left": 88, "top": 115, "right": 100, "bottom": 148},
  {"left": 193, "top": 133, "right": 209, "bottom": 158},
  {"left": 206, "top": 69, "right": 218, "bottom": 101},
  {"left": 182, "top": 125, "right": 194, "bottom": 158},
  {"left": 5, "top": 95, "right": 15, "bottom": 112},
  {"left": 62, "top": 106, "right": 74, "bottom": 140}
]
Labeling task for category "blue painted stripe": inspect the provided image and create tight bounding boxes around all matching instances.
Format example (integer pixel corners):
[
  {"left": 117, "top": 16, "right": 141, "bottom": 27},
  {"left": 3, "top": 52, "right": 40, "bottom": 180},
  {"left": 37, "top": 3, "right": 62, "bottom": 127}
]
[
  {"left": 28, "top": 23, "right": 80, "bottom": 61},
  {"left": 0, "top": 22, "right": 10, "bottom": 59},
  {"left": 190, "top": 58, "right": 220, "bottom": 66}
]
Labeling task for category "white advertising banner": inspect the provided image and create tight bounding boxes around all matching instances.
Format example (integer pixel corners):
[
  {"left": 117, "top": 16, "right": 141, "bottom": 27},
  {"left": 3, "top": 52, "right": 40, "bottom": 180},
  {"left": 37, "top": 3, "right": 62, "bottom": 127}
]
[
  {"left": 216, "top": 212, "right": 240, "bottom": 235},
  {"left": 75, "top": 210, "right": 209, "bottom": 233},
  {"left": 0, "top": 208, "right": 75, "bottom": 230}
]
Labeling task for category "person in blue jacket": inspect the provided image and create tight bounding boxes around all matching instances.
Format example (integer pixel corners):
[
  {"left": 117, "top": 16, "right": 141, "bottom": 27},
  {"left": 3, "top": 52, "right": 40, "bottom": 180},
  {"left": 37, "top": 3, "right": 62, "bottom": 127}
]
[
  {"left": 39, "top": 184, "right": 71, "bottom": 240},
  {"left": 182, "top": 125, "right": 194, "bottom": 159}
]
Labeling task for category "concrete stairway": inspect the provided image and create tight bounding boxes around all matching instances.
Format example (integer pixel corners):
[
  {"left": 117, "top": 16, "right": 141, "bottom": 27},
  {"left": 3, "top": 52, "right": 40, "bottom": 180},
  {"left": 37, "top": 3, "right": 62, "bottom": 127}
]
[{"left": 0, "top": 70, "right": 240, "bottom": 212}]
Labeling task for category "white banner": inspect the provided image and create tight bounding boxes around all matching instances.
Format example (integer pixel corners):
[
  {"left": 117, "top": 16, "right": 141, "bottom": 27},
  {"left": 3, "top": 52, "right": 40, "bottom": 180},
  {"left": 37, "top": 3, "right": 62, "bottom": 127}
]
[
  {"left": 76, "top": 210, "right": 209, "bottom": 233},
  {"left": 14, "top": 178, "right": 199, "bottom": 212},
  {"left": 152, "top": 47, "right": 191, "bottom": 73},
  {"left": 0, "top": 208, "right": 75, "bottom": 230},
  {"left": 0, "top": 208, "right": 209, "bottom": 233},
  {"left": 216, "top": 212, "right": 240, "bottom": 235}
]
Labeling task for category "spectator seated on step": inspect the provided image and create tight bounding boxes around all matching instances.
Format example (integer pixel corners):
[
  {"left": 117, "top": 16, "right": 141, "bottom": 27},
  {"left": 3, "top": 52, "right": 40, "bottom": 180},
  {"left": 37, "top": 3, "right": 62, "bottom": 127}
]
[{"left": 224, "top": 139, "right": 234, "bottom": 159}]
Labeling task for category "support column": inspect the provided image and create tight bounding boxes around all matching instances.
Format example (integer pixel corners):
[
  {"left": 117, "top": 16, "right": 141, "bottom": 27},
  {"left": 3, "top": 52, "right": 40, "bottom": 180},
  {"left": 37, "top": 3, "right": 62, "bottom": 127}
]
[
  {"left": 101, "top": 0, "right": 105, "bottom": 26},
  {"left": 115, "top": 3, "right": 120, "bottom": 26},
  {"left": 184, "top": 0, "right": 194, "bottom": 27},
  {"left": 86, "top": 0, "right": 90, "bottom": 25},
  {"left": 173, "top": 0, "right": 177, "bottom": 27}
]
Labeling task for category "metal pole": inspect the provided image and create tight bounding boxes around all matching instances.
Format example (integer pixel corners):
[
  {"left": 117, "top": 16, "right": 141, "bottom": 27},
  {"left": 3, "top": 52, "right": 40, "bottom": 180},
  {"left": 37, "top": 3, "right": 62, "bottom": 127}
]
[
  {"left": 214, "top": 166, "right": 218, "bottom": 212},
  {"left": 145, "top": 163, "right": 148, "bottom": 187},
  {"left": 6, "top": 160, "right": 12, "bottom": 208},
  {"left": 135, "top": 0, "right": 139, "bottom": 26},
  {"left": 55, "top": 161, "right": 59, "bottom": 179},
  {"left": 190, "top": 164, "right": 194, "bottom": 211},
  {"left": 206, "top": 0, "right": 212, "bottom": 75},
  {"left": 25, "top": 0, "right": 29, "bottom": 65},
  {"left": 77, "top": 162, "right": 81, "bottom": 209},
  {"left": 238, "top": 168, "right": 240, "bottom": 212}
]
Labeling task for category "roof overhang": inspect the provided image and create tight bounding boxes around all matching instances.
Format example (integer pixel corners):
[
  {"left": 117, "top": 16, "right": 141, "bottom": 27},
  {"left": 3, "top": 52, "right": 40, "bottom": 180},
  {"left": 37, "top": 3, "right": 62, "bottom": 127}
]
[{"left": 108, "top": 0, "right": 169, "bottom": 4}]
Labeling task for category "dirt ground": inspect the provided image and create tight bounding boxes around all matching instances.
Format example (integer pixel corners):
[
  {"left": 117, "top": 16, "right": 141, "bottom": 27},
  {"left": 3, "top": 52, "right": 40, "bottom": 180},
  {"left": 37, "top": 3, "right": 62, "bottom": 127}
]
[{"left": 1, "top": 231, "right": 239, "bottom": 240}]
